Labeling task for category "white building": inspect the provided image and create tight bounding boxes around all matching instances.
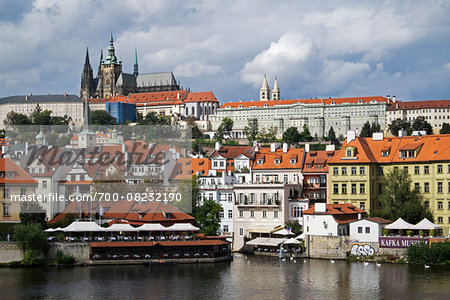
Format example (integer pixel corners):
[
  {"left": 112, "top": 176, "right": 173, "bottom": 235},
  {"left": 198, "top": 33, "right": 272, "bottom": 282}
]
[
  {"left": 303, "top": 203, "right": 365, "bottom": 236},
  {"left": 210, "top": 77, "right": 390, "bottom": 138},
  {"left": 386, "top": 99, "right": 450, "bottom": 133},
  {"left": 349, "top": 217, "right": 392, "bottom": 243}
]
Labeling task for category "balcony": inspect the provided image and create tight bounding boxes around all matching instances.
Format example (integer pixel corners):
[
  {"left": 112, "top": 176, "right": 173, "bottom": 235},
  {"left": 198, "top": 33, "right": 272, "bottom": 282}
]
[{"left": 235, "top": 199, "right": 281, "bottom": 207}]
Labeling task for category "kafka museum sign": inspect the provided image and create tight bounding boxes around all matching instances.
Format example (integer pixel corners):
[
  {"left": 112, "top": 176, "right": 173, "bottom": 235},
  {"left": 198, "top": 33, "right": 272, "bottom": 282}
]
[{"left": 379, "top": 237, "right": 429, "bottom": 248}]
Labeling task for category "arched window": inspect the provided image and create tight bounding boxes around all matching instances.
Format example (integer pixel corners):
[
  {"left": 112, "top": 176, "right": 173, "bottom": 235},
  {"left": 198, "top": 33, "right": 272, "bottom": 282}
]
[{"left": 191, "top": 107, "right": 195, "bottom": 115}]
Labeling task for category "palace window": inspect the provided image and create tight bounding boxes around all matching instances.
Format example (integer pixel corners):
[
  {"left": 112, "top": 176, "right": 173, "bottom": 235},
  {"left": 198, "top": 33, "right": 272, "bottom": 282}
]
[
  {"left": 424, "top": 182, "right": 430, "bottom": 193},
  {"left": 424, "top": 166, "right": 429, "bottom": 174},
  {"left": 250, "top": 210, "right": 255, "bottom": 218},
  {"left": 263, "top": 210, "right": 267, "bottom": 218},
  {"left": 437, "top": 164, "right": 443, "bottom": 174},
  {"left": 360, "top": 183, "right": 365, "bottom": 194},
  {"left": 360, "top": 167, "right": 365, "bottom": 175},
  {"left": 437, "top": 182, "right": 443, "bottom": 193},
  {"left": 239, "top": 210, "right": 243, "bottom": 218},
  {"left": 351, "top": 184, "right": 357, "bottom": 194},
  {"left": 351, "top": 167, "right": 357, "bottom": 175},
  {"left": 414, "top": 166, "right": 420, "bottom": 175},
  {"left": 333, "top": 167, "right": 338, "bottom": 175},
  {"left": 342, "top": 167, "right": 347, "bottom": 175},
  {"left": 342, "top": 183, "right": 347, "bottom": 194},
  {"left": 437, "top": 201, "right": 443, "bottom": 210}
]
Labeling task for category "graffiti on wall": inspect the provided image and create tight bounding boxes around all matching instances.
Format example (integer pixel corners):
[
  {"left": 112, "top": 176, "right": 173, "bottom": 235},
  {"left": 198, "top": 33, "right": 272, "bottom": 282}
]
[{"left": 350, "top": 243, "right": 379, "bottom": 256}]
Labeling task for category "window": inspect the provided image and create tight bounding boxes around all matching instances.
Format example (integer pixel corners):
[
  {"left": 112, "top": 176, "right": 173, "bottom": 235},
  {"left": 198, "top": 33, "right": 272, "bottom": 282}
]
[
  {"left": 284, "top": 174, "right": 288, "bottom": 183},
  {"left": 20, "top": 188, "right": 26, "bottom": 196},
  {"left": 424, "top": 182, "right": 429, "bottom": 193},
  {"left": 437, "top": 182, "right": 443, "bottom": 193},
  {"left": 346, "top": 150, "right": 353, "bottom": 157},
  {"left": 257, "top": 159, "right": 263, "bottom": 165},
  {"left": 333, "top": 184, "right": 339, "bottom": 194},
  {"left": 228, "top": 210, "right": 233, "bottom": 219},
  {"left": 274, "top": 211, "right": 279, "bottom": 218},
  {"left": 239, "top": 210, "right": 243, "bottom": 218},
  {"left": 360, "top": 183, "right": 365, "bottom": 194},
  {"left": 378, "top": 167, "right": 384, "bottom": 175},
  {"left": 3, "top": 188, "right": 9, "bottom": 198},
  {"left": 360, "top": 167, "right": 365, "bottom": 175},
  {"left": 256, "top": 175, "right": 261, "bottom": 183},
  {"left": 437, "top": 201, "right": 443, "bottom": 210},
  {"left": 250, "top": 210, "right": 255, "bottom": 218},
  {"left": 414, "top": 182, "right": 420, "bottom": 192},
  {"left": 360, "top": 202, "right": 365, "bottom": 211},
  {"left": 403, "top": 166, "right": 408, "bottom": 174},
  {"left": 263, "top": 210, "right": 267, "bottom": 218},
  {"left": 239, "top": 227, "right": 244, "bottom": 236},
  {"left": 342, "top": 167, "right": 347, "bottom": 175},
  {"left": 437, "top": 164, "right": 443, "bottom": 174},
  {"left": 448, "top": 182, "right": 450, "bottom": 193},
  {"left": 290, "top": 159, "right": 296, "bottom": 165},
  {"left": 351, "top": 183, "right": 357, "bottom": 194},
  {"left": 293, "top": 207, "right": 301, "bottom": 218},
  {"left": 3, "top": 204, "right": 10, "bottom": 217},
  {"left": 351, "top": 167, "right": 357, "bottom": 175},
  {"left": 424, "top": 201, "right": 429, "bottom": 208},
  {"left": 223, "top": 225, "right": 229, "bottom": 233},
  {"left": 437, "top": 217, "right": 443, "bottom": 224},
  {"left": 333, "top": 167, "right": 338, "bottom": 175},
  {"left": 365, "top": 227, "right": 370, "bottom": 234},
  {"left": 228, "top": 194, "right": 233, "bottom": 202},
  {"left": 424, "top": 166, "right": 429, "bottom": 174},
  {"left": 274, "top": 159, "right": 280, "bottom": 165},
  {"left": 250, "top": 193, "right": 255, "bottom": 204},
  {"left": 342, "top": 183, "right": 347, "bottom": 194},
  {"left": 414, "top": 166, "right": 420, "bottom": 175},
  {"left": 358, "top": 226, "right": 362, "bottom": 233},
  {"left": 213, "top": 161, "right": 218, "bottom": 167}
]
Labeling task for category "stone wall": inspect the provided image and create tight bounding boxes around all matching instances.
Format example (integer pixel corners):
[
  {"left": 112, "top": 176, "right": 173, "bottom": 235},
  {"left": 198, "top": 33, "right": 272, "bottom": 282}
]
[
  {"left": 47, "top": 243, "right": 91, "bottom": 262},
  {"left": 0, "top": 242, "right": 23, "bottom": 263},
  {"left": 306, "top": 235, "right": 351, "bottom": 259}
]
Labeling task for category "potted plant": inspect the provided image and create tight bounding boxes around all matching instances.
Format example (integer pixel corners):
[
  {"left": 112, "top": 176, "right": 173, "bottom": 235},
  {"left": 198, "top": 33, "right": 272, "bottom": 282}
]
[{"left": 406, "top": 230, "right": 413, "bottom": 237}]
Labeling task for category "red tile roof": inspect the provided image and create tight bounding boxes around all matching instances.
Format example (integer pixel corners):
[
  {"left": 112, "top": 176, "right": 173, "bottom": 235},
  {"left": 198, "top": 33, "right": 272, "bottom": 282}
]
[
  {"left": 221, "top": 96, "right": 389, "bottom": 109},
  {"left": 302, "top": 150, "right": 332, "bottom": 173},
  {"left": 387, "top": 100, "right": 450, "bottom": 111},
  {"left": 251, "top": 147, "right": 304, "bottom": 170},
  {"left": 183, "top": 91, "right": 218, "bottom": 103},
  {"left": 303, "top": 203, "right": 365, "bottom": 215},
  {"left": 192, "top": 158, "right": 211, "bottom": 176},
  {"left": 211, "top": 146, "right": 254, "bottom": 159},
  {"left": 0, "top": 158, "right": 38, "bottom": 184}
]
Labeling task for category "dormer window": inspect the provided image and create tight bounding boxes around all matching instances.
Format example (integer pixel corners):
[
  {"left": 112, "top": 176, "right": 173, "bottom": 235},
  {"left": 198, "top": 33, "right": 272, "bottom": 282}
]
[
  {"left": 264, "top": 103, "right": 268, "bottom": 108},
  {"left": 346, "top": 149, "right": 353, "bottom": 157},
  {"left": 381, "top": 150, "right": 389, "bottom": 157},
  {"left": 274, "top": 159, "right": 280, "bottom": 165},
  {"left": 341, "top": 146, "right": 357, "bottom": 160},
  {"left": 164, "top": 212, "right": 172, "bottom": 219},
  {"left": 257, "top": 159, "right": 263, "bottom": 165},
  {"left": 331, "top": 101, "right": 336, "bottom": 105},
  {"left": 358, "top": 100, "right": 363, "bottom": 104},
  {"left": 290, "top": 159, "right": 296, "bottom": 165},
  {"left": 238, "top": 105, "right": 243, "bottom": 108}
]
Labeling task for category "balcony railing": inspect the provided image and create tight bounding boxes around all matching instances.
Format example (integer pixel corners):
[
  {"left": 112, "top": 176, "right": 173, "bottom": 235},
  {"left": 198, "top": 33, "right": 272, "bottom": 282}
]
[{"left": 235, "top": 199, "right": 281, "bottom": 206}]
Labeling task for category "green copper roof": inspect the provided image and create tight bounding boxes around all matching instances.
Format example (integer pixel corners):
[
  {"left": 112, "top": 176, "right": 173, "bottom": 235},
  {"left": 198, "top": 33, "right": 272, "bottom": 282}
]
[{"left": 103, "top": 32, "right": 120, "bottom": 65}]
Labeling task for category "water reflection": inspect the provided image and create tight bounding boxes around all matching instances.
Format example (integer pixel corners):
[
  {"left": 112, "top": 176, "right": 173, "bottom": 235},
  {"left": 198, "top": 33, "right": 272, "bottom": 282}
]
[{"left": 0, "top": 255, "right": 448, "bottom": 299}]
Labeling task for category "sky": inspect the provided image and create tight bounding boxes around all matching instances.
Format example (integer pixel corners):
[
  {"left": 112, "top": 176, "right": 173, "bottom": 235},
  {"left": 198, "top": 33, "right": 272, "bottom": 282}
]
[{"left": 1, "top": 0, "right": 450, "bottom": 104}]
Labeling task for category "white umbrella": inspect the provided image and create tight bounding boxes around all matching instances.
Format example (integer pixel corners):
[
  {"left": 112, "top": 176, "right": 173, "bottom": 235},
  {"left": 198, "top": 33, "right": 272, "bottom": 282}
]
[
  {"left": 283, "top": 238, "right": 302, "bottom": 245},
  {"left": 384, "top": 218, "right": 415, "bottom": 230},
  {"left": 105, "top": 223, "right": 139, "bottom": 232},
  {"left": 273, "top": 229, "right": 294, "bottom": 236},
  {"left": 44, "top": 228, "right": 55, "bottom": 232},
  {"left": 62, "top": 221, "right": 105, "bottom": 232},
  {"left": 295, "top": 233, "right": 306, "bottom": 240},
  {"left": 165, "top": 223, "right": 199, "bottom": 231},
  {"left": 412, "top": 218, "right": 442, "bottom": 230},
  {"left": 137, "top": 223, "right": 168, "bottom": 231}
]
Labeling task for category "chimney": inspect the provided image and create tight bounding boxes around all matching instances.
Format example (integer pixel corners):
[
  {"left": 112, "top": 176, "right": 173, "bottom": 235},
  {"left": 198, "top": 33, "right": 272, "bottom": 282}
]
[
  {"left": 122, "top": 143, "right": 126, "bottom": 154},
  {"left": 372, "top": 132, "right": 384, "bottom": 141},
  {"left": 386, "top": 95, "right": 390, "bottom": 101},
  {"left": 392, "top": 96, "right": 396, "bottom": 103},
  {"left": 398, "top": 130, "right": 407, "bottom": 138},
  {"left": 358, "top": 213, "right": 362, "bottom": 220},
  {"left": 215, "top": 141, "right": 222, "bottom": 151},
  {"left": 177, "top": 92, "right": 180, "bottom": 100},
  {"left": 270, "top": 143, "right": 276, "bottom": 153},
  {"left": 315, "top": 203, "right": 326, "bottom": 213},
  {"left": 396, "top": 102, "right": 399, "bottom": 109},
  {"left": 346, "top": 131, "right": 356, "bottom": 143},
  {"left": 282, "top": 143, "right": 288, "bottom": 153},
  {"left": 325, "top": 144, "right": 335, "bottom": 151},
  {"left": 305, "top": 143, "right": 310, "bottom": 153}
]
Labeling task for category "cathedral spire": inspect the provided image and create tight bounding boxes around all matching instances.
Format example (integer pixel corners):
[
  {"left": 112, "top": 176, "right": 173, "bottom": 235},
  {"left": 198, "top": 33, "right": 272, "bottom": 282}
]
[
  {"left": 105, "top": 32, "right": 119, "bottom": 64},
  {"left": 133, "top": 48, "right": 139, "bottom": 77},
  {"left": 272, "top": 76, "right": 280, "bottom": 100},
  {"left": 81, "top": 47, "right": 94, "bottom": 98},
  {"left": 260, "top": 74, "right": 270, "bottom": 101}
]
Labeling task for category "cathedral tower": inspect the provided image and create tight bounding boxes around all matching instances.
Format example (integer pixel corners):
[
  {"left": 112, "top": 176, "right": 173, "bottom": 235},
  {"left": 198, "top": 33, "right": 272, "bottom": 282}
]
[
  {"left": 272, "top": 76, "right": 280, "bottom": 100},
  {"left": 260, "top": 75, "right": 270, "bottom": 101},
  {"left": 97, "top": 33, "right": 122, "bottom": 98},
  {"left": 80, "top": 48, "right": 94, "bottom": 99}
]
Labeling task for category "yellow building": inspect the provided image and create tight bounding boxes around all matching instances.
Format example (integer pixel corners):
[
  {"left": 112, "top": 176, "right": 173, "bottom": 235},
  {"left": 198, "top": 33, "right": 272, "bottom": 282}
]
[
  {"left": 328, "top": 134, "right": 450, "bottom": 234},
  {"left": 1, "top": 158, "right": 38, "bottom": 223}
]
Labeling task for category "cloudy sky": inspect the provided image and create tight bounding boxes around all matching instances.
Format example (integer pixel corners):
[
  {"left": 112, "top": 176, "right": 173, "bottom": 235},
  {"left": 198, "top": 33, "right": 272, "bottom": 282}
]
[{"left": 1, "top": 0, "right": 450, "bottom": 104}]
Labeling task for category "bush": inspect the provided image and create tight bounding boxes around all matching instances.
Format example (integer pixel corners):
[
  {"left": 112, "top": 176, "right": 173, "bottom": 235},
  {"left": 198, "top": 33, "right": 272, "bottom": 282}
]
[
  {"left": 407, "top": 241, "right": 450, "bottom": 264},
  {"left": 56, "top": 250, "right": 75, "bottom": 266},
  {"left": 13, "top": 224, "right": 48, "bottom": 255},
  {"left": 21, "top": 250, "right": 37, "bottom": 266}
]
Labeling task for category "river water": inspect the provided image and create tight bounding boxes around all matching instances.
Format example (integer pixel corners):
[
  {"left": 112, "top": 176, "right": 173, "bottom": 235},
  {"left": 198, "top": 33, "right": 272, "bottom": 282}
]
[{"left": 0, "top": 255, "right": 448, "bottom": 299}]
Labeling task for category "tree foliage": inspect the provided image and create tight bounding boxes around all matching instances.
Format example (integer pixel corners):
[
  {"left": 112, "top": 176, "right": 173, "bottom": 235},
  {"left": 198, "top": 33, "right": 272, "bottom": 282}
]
[
  {"left": 282, "top": 127, "right": 300, "bottom": 143},
  {"left": 91, "top": 110, "right": 116, "bottom": 125},
  {"left": 13, "top": 223, "right": 48, "bottom": 255},
  {"left": 441, "top": 122, "right": 450, "bottom": 134},
  {"left": 388, "top": 118, "right": 411, "bottom": 136},
  {"left": 300, "top": 124, "right": 313, "bottom": 142},
  {"left": 360, "top": 121, "right": 381, "bottom": 137},
  {"left": 191, "top": 124, "right": 203, "bottom": 139},
  {"left": 411, "top": 116, "right": 433, "bottom": 135},
  {"left": 257, "top": 126, "right": 278, "bottom": 143},
  {"left": 3, "top": 104, "right": 71, "bottom": 126},
  {"left": 137, "top": 112, "right": 170, "bottom": 125},
  {"left": 194, "top": 199, "right": 223, "bottom": 236},
  {"left": 371, "top": 168, "right": 433, "bottom": 224},
  {"left": 215, "top": 118, "right": 233, "bottom": 142},
  {"left": 244, "top": 118, "right": 258, "bottom": 143},
  {"left": 19, "top": 201, "right": 47, "bottom": 229},
  {"left": 285, "top": 221, "right": 302, "bottom": 236},
  {"left": 327, "top": 126, "right": 336, "bottom": 141}
]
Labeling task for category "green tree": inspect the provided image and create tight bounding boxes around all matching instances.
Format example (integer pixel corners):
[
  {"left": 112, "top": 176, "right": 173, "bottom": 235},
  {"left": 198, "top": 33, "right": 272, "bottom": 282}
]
[
  {"left": 19, "top": 201, "right": 47, "bottom": 229},
  {"left": 215, "top": 118, "right": 233, "bottom": 142},
  {"left": 194, "top": 199, "right": 223, "bottom": 236},
  {"left": 411, "top": 116, "right": 433, "bottom": 135},
  {"left": 371, "top": 168, "right": 433, "bottom": 224},
  {"left": 300, "top": 124, "right": 313, "bottom": 142},
  {"left": 370, "top": 122, "right": 381, "bottom": 134},
  {"left": 282, "top": 127, "right": 300, "bottom": 143},
  {"left": 3, "top": 111, "right": 32, "bottom": 126},
  {"left": 13, "top": 223, "right": 48, "bottom": 255},
  {"left": 91, "top": 110, "right": 116, "bottom": 125},
  {"left": 441, "top": 122, "right": 450, "bottom": 134},
  {"left": 244, "top": 118, "right": 258, "bottom": 143},
  {"left": 388, "top": 118, "right": 411, "bottom": 136},
  {"left": 191, "top": 124, "right": 203, "bottom": 139},
  {"left": 285, "top": 221, "right": 302, "bottom": 236},
  {"left": 360, "top": 121, "right": 372, "bottom": 137}
]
